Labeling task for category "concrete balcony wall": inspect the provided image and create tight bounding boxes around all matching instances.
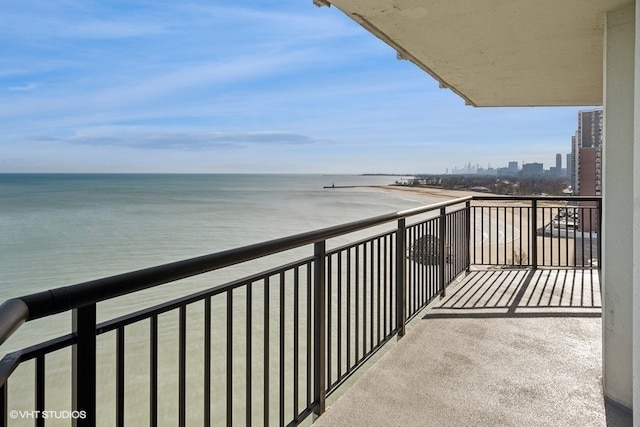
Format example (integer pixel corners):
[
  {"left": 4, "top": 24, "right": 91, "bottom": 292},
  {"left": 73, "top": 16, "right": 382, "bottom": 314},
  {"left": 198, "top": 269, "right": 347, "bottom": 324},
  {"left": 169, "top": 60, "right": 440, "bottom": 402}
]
[{"left": 602, "top": 2, "right": 636, "bottom": 410}]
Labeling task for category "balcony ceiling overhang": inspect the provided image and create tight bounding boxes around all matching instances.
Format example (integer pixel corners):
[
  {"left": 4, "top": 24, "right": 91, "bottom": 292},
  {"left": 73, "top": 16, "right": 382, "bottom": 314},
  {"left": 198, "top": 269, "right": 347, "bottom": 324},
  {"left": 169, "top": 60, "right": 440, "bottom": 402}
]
[{"left": 325, "top": 0, "right": 632, "bottom": 107}]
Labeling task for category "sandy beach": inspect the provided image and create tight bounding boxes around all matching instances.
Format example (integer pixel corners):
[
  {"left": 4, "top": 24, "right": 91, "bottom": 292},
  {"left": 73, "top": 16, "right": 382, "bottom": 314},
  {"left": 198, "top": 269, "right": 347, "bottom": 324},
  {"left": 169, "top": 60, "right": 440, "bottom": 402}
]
[
  {"left": 371, "top": 184, "right": 489, "bottom": 202},
  {"left": 370, "top": 185, "right": 584, "bottom": 267}
]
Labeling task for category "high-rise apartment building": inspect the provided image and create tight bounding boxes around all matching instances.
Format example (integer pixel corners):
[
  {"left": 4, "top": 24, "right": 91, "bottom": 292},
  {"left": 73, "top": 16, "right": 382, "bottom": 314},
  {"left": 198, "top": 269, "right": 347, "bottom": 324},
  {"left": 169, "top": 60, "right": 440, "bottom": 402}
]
[
  {"left": 571, "top": 109, "right": 603, "bottom": 232},
  {"left": 571, "top": 109, "right": 603, "bottom": 196}
]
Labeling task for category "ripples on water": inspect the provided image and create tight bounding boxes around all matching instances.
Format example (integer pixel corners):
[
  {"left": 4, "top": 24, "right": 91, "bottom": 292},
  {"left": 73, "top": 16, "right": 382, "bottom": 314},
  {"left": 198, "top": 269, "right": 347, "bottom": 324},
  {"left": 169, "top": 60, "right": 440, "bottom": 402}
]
[{"left": 1, "top": 174, "right": 432, "bottom": 425}]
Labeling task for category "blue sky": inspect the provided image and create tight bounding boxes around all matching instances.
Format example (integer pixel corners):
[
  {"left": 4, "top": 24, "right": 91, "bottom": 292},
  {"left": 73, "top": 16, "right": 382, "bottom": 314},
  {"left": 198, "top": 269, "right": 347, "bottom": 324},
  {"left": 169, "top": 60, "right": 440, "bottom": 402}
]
[{"left": 1, "top": 1, "right": 589, "bottom": 174}]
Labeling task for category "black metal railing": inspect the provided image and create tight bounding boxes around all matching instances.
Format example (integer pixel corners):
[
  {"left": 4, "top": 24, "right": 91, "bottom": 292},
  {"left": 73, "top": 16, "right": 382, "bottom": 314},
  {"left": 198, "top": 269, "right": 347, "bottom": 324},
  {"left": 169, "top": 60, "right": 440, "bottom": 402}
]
[
  {"left": 0, "top": 196, "right": 600, "bottom": 426},
  {"left": 470, "top": 196, "right": 601, "bottom": 269}
]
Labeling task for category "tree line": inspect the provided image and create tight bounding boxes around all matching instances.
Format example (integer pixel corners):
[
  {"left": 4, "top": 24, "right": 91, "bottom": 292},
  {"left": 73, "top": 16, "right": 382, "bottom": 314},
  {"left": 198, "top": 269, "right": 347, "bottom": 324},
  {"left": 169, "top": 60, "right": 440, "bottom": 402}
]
[{"left": 399, "top": 175, "right": 570, "bottom": 196}]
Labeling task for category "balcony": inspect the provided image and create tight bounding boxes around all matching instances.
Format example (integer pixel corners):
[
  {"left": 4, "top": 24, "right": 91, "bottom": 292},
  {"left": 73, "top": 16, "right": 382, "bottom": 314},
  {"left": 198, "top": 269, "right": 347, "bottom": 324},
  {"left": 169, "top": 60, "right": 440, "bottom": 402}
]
[
  {"left": 313, "top": 268, "right": 614, "bottom": 426},
  {"left": 0, "top": 195, "right": 624, "bottom": 426}
]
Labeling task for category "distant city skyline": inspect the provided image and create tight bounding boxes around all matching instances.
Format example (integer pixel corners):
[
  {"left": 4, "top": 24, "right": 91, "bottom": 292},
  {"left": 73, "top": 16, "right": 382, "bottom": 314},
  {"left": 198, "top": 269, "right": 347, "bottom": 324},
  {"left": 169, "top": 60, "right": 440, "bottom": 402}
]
[
  {"left": 0, "top": 1, "right": 594, "bottom": 174},
  {"left": 447, "top": 156, "right": 568, "bottom": 177}
]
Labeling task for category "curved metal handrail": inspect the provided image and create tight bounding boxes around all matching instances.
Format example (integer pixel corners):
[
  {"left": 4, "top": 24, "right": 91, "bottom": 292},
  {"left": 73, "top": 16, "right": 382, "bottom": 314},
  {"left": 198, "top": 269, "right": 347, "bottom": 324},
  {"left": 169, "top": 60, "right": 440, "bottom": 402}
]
[{"left": 0, "top": 196, "right": 473, "bottom": 346}]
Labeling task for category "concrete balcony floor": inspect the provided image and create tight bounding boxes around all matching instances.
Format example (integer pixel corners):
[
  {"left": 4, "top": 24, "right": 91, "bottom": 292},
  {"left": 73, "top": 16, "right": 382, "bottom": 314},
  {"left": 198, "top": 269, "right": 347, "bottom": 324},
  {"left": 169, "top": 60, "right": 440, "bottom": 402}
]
[{"left": 314, "top": 268, "right": 632, "bottom": 427}]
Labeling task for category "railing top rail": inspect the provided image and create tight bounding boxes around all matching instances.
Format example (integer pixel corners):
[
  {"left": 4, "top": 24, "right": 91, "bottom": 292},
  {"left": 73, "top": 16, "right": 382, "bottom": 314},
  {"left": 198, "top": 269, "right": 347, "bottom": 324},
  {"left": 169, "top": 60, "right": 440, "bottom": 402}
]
[
  {"left": 471, "top": 195, "right": 602, "bottom": 202},
  {"left": 0, "top": 194, "right": 601, "bottom": 346},
  {"left": 0, "top": 196, "right": 474, "bottom": 346}
]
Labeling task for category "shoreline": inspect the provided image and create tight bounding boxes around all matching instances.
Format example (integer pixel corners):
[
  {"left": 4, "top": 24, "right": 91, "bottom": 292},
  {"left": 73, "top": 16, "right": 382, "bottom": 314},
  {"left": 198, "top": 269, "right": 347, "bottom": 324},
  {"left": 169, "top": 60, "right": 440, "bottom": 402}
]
[
  {"left": 371, "top": 185, "right": 569, "bottom": 208},
  {"left": 370, "top": 185, "right": 492, "bottom": 203}
]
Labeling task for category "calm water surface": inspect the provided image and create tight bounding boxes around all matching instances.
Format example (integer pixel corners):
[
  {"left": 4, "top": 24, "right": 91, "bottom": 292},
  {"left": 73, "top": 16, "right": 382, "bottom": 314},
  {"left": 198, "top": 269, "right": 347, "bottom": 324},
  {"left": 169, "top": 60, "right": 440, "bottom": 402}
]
[{"left": 1, "top": 174, "right": 434, "bottom": 426}]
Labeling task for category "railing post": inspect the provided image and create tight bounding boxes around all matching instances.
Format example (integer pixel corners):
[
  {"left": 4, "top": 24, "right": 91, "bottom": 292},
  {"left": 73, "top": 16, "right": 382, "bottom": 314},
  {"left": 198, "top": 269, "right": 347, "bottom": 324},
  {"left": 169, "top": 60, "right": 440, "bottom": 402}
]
[
  {"left": 1, "top": 381, "right": 7, "bottom": 427},
  {"left": 72, "top": 304, "right": 96, "bottom": 426},
  {"left": 439, "top": 207, "right": 446, "bottom": 297},
  {"left": 531, "top": 199, "right": 538, "bottom": 269},
  {"left": 313, "top": 241, "right": 326, "bottom": 418},
  {"left": 465, "top": 201, "right": 472, "bottom": 272},
  {"left": 396, "top": 219, "right": 406, "bottom": 338},
  {"left": 597, "top": 198, "right": 602, "bottom": 271}
]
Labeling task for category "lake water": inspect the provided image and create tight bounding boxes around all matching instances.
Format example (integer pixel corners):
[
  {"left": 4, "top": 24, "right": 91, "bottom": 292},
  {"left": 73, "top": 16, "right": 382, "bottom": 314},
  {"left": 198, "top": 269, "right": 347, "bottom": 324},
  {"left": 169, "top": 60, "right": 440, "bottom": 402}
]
[{"left": 1, "top": 174, "right": 435, "bottom": 426}]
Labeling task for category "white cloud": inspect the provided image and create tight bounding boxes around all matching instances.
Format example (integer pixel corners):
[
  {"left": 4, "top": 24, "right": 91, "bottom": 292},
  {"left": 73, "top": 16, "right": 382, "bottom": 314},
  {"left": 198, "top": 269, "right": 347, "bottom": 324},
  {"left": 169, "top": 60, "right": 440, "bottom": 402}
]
[
  {"left": 7, "top": 82, "right": 39, "bottom": 91},
  {"left": 0, "top": 1, "right": 582, "bottom": 174}
]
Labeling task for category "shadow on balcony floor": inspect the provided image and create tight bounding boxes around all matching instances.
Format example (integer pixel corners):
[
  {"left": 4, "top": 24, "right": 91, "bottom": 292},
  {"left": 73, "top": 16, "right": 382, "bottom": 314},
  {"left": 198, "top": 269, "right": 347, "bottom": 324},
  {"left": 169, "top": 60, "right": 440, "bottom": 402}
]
[
  {"left": 427, "top": 268, "right": 602, "bottom": 319},
  {"left": 315, "top": 268, "right": 632, "bottom": 427}
]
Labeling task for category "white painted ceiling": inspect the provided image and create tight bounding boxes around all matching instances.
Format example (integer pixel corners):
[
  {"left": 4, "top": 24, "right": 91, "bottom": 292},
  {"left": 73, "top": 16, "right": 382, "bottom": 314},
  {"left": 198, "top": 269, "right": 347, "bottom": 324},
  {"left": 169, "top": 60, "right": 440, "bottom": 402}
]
[{"left": 325, "top": 0, "right": 632, "bottom": 106}]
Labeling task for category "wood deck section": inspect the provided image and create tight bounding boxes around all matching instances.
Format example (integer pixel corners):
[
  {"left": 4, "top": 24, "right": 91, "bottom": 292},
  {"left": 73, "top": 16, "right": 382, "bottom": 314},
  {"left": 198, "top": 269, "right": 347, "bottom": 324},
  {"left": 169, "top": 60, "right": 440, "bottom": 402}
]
[{"left": 314, "top": 269, "right": 631, "bottom": 427}]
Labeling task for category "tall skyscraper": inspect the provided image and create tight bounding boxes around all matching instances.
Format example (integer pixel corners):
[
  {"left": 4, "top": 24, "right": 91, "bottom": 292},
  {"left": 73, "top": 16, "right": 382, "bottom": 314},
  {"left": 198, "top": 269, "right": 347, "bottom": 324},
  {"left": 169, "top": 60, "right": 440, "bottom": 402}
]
[
  {"left": 571, "top": 109, "right": 603, "bottom": 196},
  {"left": 555, "top": 153, "right": 562, "bottom": 177},
  {"left": 571, "top": 109, "right": 603, "bottom": 232}
]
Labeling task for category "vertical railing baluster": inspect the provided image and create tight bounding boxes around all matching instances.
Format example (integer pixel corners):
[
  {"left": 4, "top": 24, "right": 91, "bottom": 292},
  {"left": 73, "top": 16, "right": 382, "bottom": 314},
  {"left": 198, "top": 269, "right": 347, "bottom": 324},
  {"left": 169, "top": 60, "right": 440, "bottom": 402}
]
[
  {"left": 390, "top": 233, "right": 396, "bottom": 333},
  {"left": 116, "top": 327, "right": 125, "bottom": 427},
  {"left": 293, "top": 268, "right": 300, "bottom": 422},
  {"left": 503, "top": 207, "right": 507, "bottom": 265},
  {"left": 381, "top": 236, "right": 386, "bottom": 337},
  {"left": 336, "top": 251, "right": 342, "bottom": 387},
  {"left": 495, "top": 207, "right": 499, "bottom": 265},
  {"left": 369, "top": 240, "right": 374, "bottom": 352},
  {"left": 550, "top": 207, "right": 554, "bottom": 267},
  {"left": 439, "top": 208, "right": 446, "bottom": 296},
  {"left": 597, "top": 199, "right": 602, "bottom": 270},
  {"left": 362, "top": 243, "right": 367, "bottom": 356},
  {"left": 264, "top": 278, "right": 270, "bottom": 425},
  {"left": 226, "top": 292, "right": 233, "bottom": 427},
  {"left": 511, "top": 206, "right": 515, "bottom": 267},
  {"left": 72, "top": 303, "right": 96, "bottom": 427},
  {"left": 592, "top": 207, "right": 593, "bottom": 267},
  {"left": 204, "top": 298, "right": 211, "bottom": 427},
  {"left": 424, "top": 221, "right": 430, "bottom": 301},
  {"left": 421, "top": 221, "right": 426, "bottom": 302},
  {"left": 488, "top": 206, "right": 492, "bottom": 265},
  {"left": 460, "top": 209, "right": 465, "bottom": 273},
  {"left": 150, "top": 315, "right": 158, "bottom": 427},
  {"left": 346, "top": 250, "right": 351, "bottom": 372},
  {"left": 326, "top": 256, "right": 332, "bottom": 388},
  {"left": 582, "top": 208, "right": 600, "bottom": 267},
  {"left": 531, "top": 199, "right": 538, "bottom": 269},
  {"left": 279, "top": 272, "right": 285, "bottom": 427},
  {"left": 414, "top": 223, "right": 419, "bottom": 313},
  {"left": 519, "top": 206, "right": 523, "bottom": 266},
  {"left": 362, "top": 242, "right": 373, "bottom": 356},
  {"left": 481, "top": 206, "right": 485, "bottom": 265},
  {"left": 472, "top": 206, "right": 476, "bottom": 264},
  {"left": 306, "top": 265, "right": 312, "bottom": 410},
  {"left": 377, "top": 237, "right": 381, "bottom": 344},
  {"left": 434, "top": 218, "right": 439, "bottom": 295},
  {"left": 1, "top": 381, "right": 6, "bottom": 427},
  {"left": 455, "top": 210, "right": 460, "bottom": 274},
  {"left": 355, "top": 246, "right": 359, "bottom": 361},
  {"left": 179, "top": 306, "right": 186, "bottom": 427},
  {"left": 411, "top": 223, "right": 416, "bottom": 309},
  {"left": 313, "top": 241, "right": 326, "bottom": 417},
  {"left": 246, "top": 284, "right": 253, "bottom": 427},
  {"left": 448, "top": 213, "right": 453, "bottom": 280},
  {"left": 35, "top": 356, "right": 45, "bottom": 427},
  {"left": 396, "top": 219, "right": 406, "bottom": 338},
  {"left": 569, "top": 207, "right": 574, "bottom": 267},
  {"left": 580, "top": 207, "right": 585, "bottom": 267},
  {"left": 466, "top": 201, "right": 472, "bottom": 272},
  {"left": 543, "top": 207, "right": 547, "bottom": 267}
]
